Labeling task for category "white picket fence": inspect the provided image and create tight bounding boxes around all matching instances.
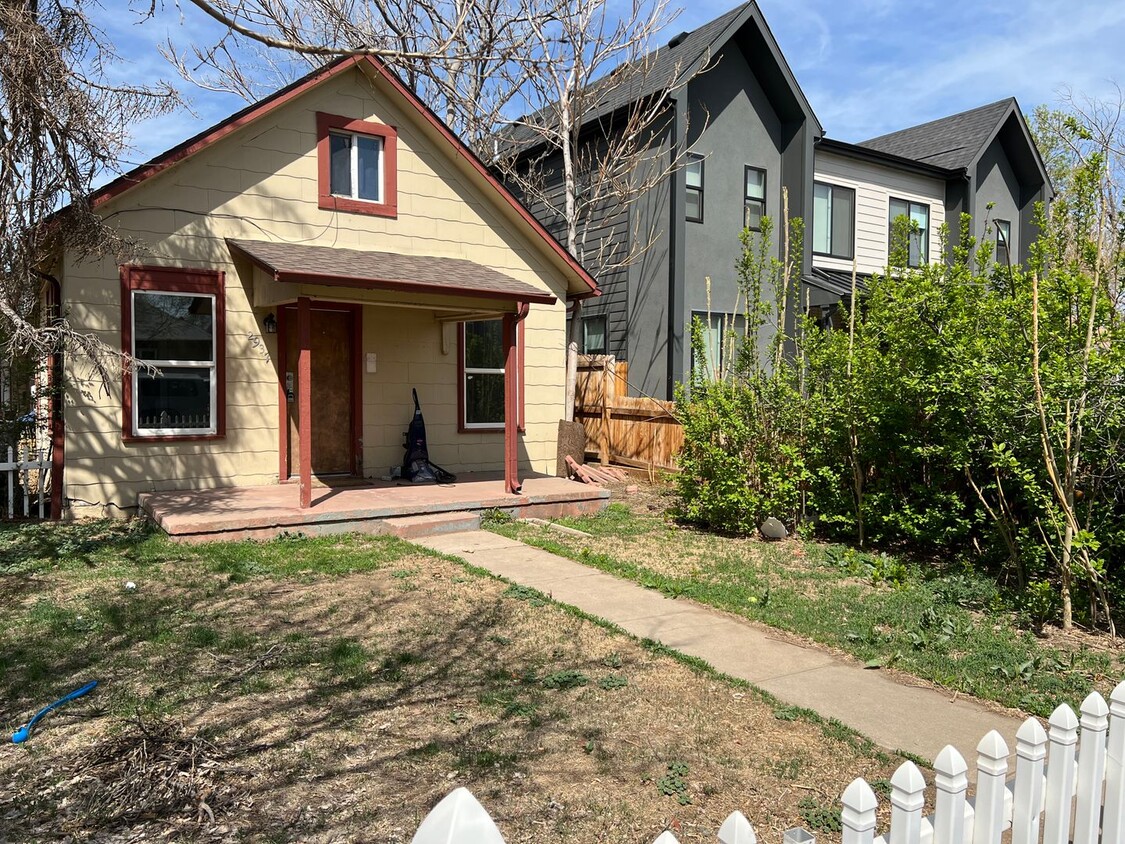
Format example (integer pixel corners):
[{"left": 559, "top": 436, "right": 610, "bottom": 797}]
[
  {"left": 410, "top": 680, "right": 1125, "bottom": 844},
  {"left": 1, "top": 444, "right": 51, "bottom": 519}
]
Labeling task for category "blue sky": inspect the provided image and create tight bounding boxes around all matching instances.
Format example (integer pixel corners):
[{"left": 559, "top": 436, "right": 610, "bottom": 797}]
[{"left": 101, "top": 0, "right": 1125, "bottom": 170}]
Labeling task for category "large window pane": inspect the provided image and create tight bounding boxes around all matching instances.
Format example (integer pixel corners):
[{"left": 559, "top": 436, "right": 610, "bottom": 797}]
[
  {"left": 356, "top": 135, "right": 382, "bottom": 201},
  {"left": 465, "top": 320, "right": 504, "bottom": 369},
  {"left": 583, "top": 315, "right": 607, "bottom": 354},
  {"left": 465, "top": 372, "right": 504, "bottom": 425},
  {"left": 329, "top": 133, "right": 351, "bottom": 196},
  {"left": 831, "top": 187, "right": 854, "bottom": 258},
  {"left": 133, "top": 292, "right": 214, "bottom": 362},
  {"left": 813, "top": 183, "right": 831, "bottom": 255},
  {"left": 745, "top": 167, "right": 765, "bottom": 200},
  {"left": 137, "top": 367, "right": 212, "bottom": 430}
]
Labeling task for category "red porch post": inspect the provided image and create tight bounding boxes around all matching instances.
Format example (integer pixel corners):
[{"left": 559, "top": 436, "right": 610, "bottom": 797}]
[
  {"left": 298, "top": 296, "right": 313, "bottom": 508},
  {"left": 504, "top": 303, "right": 529, "bottom": 495}
]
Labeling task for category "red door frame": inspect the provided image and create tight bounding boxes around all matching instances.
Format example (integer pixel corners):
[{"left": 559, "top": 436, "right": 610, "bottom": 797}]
[{"left": 276, "top": 301, "right": 363, "bottom": 495}]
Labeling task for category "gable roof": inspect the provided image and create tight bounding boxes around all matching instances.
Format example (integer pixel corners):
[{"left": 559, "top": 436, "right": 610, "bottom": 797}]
[
  {"left": 858, "top": 99, "right": 1016, "bottom": 171},
  {"left": 90, "top": 55, "right": 598, "bottom": 299},
  {"left": 501, "top": 1, "right": 821, "bottom": 153}
]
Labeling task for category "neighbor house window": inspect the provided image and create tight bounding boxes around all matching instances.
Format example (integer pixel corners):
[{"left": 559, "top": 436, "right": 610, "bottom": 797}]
[
  {"left": 690, "top": 312, "right": 746, "bottom": 379},
  {"left": 744, "top": 166, "right": 766, "bottom": 231},
  {"left": 120, "top": 265, "right": 225, "bottom": 440},
  {"left": 888, "top": 198, "right": 930, "bottom": 267},
  {"left": 582, "top": 315, "right": 608, "bottom": 355},
  {"left": 995, "top": 219, "right": 1011, "bottom": 264},
  {"left": 317, "top": 112, "right": 398, "bottom": 217},
  {"left": 458, "top": 318, "right": 524, "bottom": 431},
  {"left": 812, "top": 182, "right": 855, "bottom": 259},
  {"left": 685, "top": 154, "right": 704, "bottom": 222}
]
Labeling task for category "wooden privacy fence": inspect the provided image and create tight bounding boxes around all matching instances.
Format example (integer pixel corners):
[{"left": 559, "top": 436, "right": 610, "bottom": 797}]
[
  {"left": 1, "top": 444, "right": 51, "bottom": 519},
  {"left": 411, "top": 681, "right": 1125, "bottom": 843},
  {"left": 575, "top": 355, "right": 683, "bottom": 472}
]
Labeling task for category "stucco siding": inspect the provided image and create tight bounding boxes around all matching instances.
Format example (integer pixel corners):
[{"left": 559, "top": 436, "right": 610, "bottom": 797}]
[
  {"left": 974, "top": 137, "right": 1022, "bottom": 263},
  {"left": 812, "top": 151, "right": 947, "bottom": 276},
  {"left": 62, "top": 65, "right": 569, "bottom": 516}
]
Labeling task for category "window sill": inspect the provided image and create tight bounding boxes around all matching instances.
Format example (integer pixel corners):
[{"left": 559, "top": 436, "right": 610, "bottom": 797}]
[
  {"left": 123, "top": 433, "right": 225, "bottom": 444},
  {"left": 813, "top": 251, "right": 856, "bottom": 261},
  {"left": 318, "top": 193, "right": 397, "bottom": 218}
]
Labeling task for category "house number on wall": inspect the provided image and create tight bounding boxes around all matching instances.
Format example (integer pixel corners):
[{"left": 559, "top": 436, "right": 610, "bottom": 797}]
[{"left": 246, "top": 332, "right": 270, "bottom": 359}]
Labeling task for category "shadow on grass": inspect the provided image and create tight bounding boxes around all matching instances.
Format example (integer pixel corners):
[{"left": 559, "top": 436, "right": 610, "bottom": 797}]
[{"left": 1, "top": 530, "right": 624, "bottom": 841}]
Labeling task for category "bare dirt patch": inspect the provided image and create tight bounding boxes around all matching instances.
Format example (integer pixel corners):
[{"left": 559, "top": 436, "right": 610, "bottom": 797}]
[{"left": 0, "top": 550, "right": 904, "bottom": 843}]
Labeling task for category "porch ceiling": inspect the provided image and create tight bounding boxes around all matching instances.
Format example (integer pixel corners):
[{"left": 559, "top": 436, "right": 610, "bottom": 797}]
[{"left": 227, "top": 238, "right": 557, "bottom": 306}]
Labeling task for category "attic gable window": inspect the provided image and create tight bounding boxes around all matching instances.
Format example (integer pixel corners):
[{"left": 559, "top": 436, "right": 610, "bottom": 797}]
[{"left": 317, "top": 112, "right": 398, "bottom": 217}]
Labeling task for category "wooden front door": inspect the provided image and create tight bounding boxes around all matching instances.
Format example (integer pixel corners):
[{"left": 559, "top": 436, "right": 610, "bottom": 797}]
[{"left": 285, "top": 307, "right": 356, "bottom": 476}]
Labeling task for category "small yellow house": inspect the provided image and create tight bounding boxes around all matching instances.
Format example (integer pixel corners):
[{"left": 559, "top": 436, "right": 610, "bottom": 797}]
[{"left": 55, "top": 55, "right": 599, "bottom": 524}]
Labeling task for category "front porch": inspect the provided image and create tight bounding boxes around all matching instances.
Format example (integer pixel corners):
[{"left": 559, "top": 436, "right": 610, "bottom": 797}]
[{"left": 140, "top": 472, "right": 608, "bottom": 543}]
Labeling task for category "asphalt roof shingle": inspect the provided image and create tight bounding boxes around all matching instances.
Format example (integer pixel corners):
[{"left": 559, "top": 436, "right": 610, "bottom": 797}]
[
  {"left": 858, "top": 99, "right": 1015, "bottom": 171},
  {"left": 226, "top": 239, "right": 556, "bottom": 304}
]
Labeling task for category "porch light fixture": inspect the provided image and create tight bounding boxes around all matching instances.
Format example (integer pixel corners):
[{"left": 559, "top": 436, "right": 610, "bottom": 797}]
[{"left": 263, "top": 312, "right": 277, "bottom": 334}]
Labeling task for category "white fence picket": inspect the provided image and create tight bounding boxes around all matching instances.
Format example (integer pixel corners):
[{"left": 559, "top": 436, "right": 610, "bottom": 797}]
[
  {"left": 1043, "top": 703, "right": 1079, "bottom": 844},
  {"left": 0, "top": 443, "right": 51, "bottom": 519},
  {"left": 717, "top": 811, "right": 756, "bottom": 844},
  {"left": 842, "top": 777, "right": 877, "bottom": 844},
  {"left": 888, "top": 761, "right": 925, "bottom": 844},
  {"left": 1104, "top": 682, "right": 1125, "bottom": 844},
  {"left": 411, "top": 787, "right": 506, "bottom": 844},
  {"left": 1010, "top": 716, "right": 1047, "bottom": 844},
  {"left": 1073, "top": 692, "right": 1109, "bottom": 844},
  {"left": 931, "top": 745, "right": 968, "bottom": 844},
  {"left": 971, "top": 731, "right": 1008, "bottom": 844}
]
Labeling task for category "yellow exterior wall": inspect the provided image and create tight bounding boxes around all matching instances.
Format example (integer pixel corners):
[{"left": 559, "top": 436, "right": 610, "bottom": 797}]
[{"left": 62, "top": 65, "right": 570, "bottom": 516}]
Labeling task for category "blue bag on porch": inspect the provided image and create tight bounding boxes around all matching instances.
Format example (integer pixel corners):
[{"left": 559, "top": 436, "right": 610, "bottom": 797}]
[{"left": 403, "top": 389, "right": 457, "bottom": 484}]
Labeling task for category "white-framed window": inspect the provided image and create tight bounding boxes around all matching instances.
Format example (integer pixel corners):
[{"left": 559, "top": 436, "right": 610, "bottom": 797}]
[
  {"left": 132, "top": 290, "right": 217, "bottom": 436},
  {"left": 813, "top": 182, "right": 856, "bottom": 259},
  {"left": 995, "top": 219, "right": 1011, "bottom": 264},
  {"left": 685, "top": 154, "right": 705, "bottom": 223},
  {"left": 582, "top": 315, "right": 608, "bottom": 355},
  {"left": 888, "top": 198, "right": 930, "bottom": 267},
  {"left": 744, "top": 166, "right": 766, "bottom": 231},
  {"left": 462, "top": 319, "right": 506, "bottom": 429},
  {"left": 329, "top": 131, "right": 383, "bottom": 202}
]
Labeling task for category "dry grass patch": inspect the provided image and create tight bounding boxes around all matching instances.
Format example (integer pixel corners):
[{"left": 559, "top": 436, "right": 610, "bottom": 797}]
[{"left": 0, "top": 534, "right": 903, "bottom": 843}]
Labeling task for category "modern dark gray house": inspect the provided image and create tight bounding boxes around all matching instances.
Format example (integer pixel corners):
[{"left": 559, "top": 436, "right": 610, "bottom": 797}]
[{"left": 503, "top": 3, "right": 1053, "bottom": 400}]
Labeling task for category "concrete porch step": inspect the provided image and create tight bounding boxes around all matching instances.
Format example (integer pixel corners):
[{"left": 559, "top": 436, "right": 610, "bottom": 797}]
[{"left": 378, "top": 510, "right": 481, "bottom": 539}]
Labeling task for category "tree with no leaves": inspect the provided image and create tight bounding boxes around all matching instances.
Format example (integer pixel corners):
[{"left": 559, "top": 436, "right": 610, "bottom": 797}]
[{"left": 0, "top": 0, "right": 179, "bottom": 384}]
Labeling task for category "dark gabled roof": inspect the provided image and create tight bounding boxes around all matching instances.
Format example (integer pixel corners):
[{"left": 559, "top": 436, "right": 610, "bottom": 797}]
[
  {"left": 858, "top": 99, "right": 1015, "bottom": 171},
  {"left": 228, "top": 239, "right": 557, "bottom": 305},
  {"left": 501, "top": 2, "right": 821, "bottom": 153},
  {"left": 816, "top": 137, "right": 961, "bottom": 180}
]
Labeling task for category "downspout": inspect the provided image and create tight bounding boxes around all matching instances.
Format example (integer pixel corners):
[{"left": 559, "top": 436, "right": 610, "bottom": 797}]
[{"left": 45, "top": 277, "right": 64, "bottom": 519}]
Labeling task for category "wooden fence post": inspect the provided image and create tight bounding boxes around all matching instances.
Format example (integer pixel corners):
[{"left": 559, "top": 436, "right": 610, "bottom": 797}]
[
  {"left": 1042, "top": 703, "right": 1079, "bottom": 844},
  {"left": 599, "top": 356, "right": 611, "bottom": 465},
  {"left": 1072, "top": 691, "right": 1109, "bottom": 844},
  {"left": 1103, "top": 681, "right": 1125, "bottom": 844},
  {"left": 931, "top": 745, "right": 968, "bottom": 844},
  {"left": 1011, "top": 717, "right": 1047, "bottom": 844}
]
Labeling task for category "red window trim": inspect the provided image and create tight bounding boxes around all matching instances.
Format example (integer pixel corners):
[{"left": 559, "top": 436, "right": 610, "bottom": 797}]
[
  {"left": 316, "top": 111, "right": 398, "bottom": 218},
  {"left": 120, "top": 265, "right": 226, "bottom": 443},
  {"left": 456, "top": 318, "right": 525, "bottom": 434}
]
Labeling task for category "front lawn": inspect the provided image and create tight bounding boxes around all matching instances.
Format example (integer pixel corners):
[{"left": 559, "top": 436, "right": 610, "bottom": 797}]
[
  {"left": 0, "top": 520, "right": 904, "bottom": 842},
  {"left": 488, "top": 503, "right": 1122, "bottom": 718}
]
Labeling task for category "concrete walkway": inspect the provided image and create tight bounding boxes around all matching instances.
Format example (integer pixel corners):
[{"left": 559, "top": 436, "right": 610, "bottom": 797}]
[{"left": 415, "top": 530, "right": 1029, "bottom": 769}]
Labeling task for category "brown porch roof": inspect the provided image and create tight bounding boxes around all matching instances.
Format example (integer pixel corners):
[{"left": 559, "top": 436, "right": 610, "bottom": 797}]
[{"left": 227, "top": 238, "right": 557, "bottom": 305}]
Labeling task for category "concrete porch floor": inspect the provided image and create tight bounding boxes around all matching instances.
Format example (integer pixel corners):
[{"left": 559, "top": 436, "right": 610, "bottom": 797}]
[{"left": 139, "top": 472, "right": 609, "bottom": 543}]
